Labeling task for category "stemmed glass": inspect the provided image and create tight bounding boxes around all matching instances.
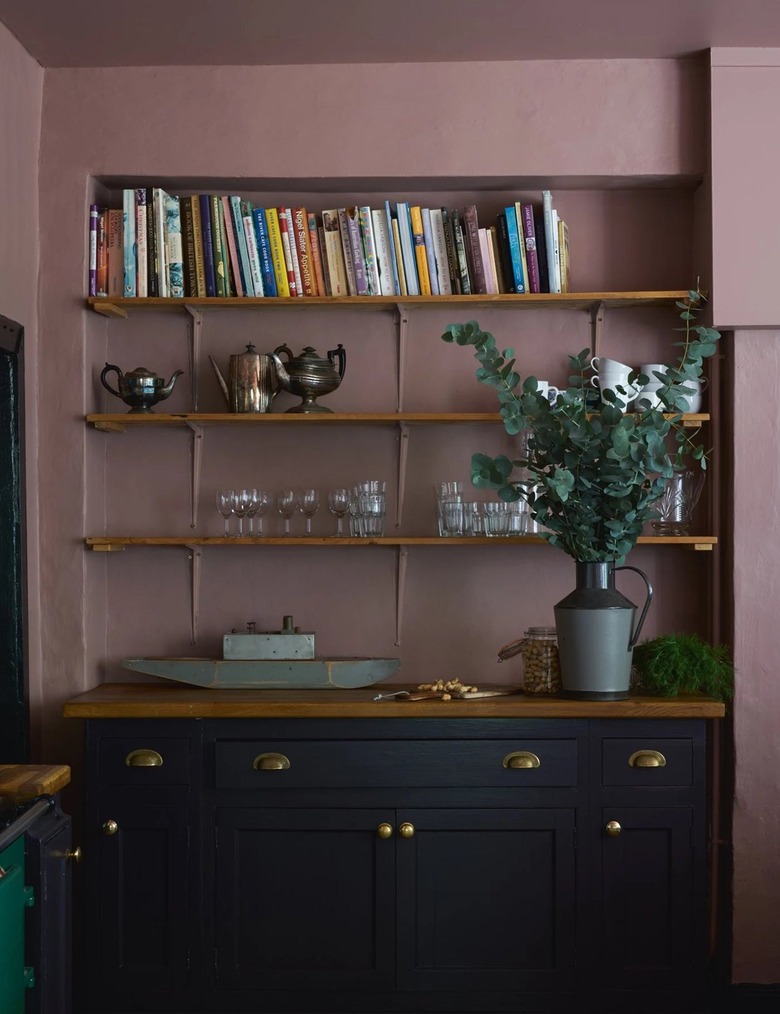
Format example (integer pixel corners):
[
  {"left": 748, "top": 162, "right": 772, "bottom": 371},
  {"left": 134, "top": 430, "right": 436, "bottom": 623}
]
[
  {"left": 328, "top": 488, "right": 350, "bottom": 536},
  {"left": 297, "top": 488, "right": 320, "bottom": 535},
  {"left": 247, "top": 489, "right": 272, "bottom": 536},
  {"left": 216, "top": 489, "right": 234, "bottom": 537},
  {"left": 231, "top": 488, "right": 252, "bottom": 537},
  {"left": 277, "top": 489, "right": 298, "bottom": 535}
]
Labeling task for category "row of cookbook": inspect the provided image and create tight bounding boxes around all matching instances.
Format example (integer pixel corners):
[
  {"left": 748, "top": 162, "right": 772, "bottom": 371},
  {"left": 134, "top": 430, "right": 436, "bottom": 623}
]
[{"left": 88, "top": 190, "right": 570, "bottom": 299}]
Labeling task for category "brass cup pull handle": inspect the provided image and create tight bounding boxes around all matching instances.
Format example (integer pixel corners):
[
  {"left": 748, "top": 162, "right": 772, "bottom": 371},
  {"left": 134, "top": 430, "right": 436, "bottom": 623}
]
[
  {"left": 252, "top": 752, "right": 291, "bottom": 771},
  {"left": 398, "top": 822, "right": 415, "bottom": 839},
  {"left": 101, "top": 820, "right": 118, "bottom": 836},
  {"left": 65, "top": 846, "right": 82, "bottom": 863},
  {"left": 629, "top": 749, "right": 667, "bottom": 768},
  {"left": 605, "top": 820, "right": 621, "bottom": 837},
  {"left": 377, "top": 822, "right": 393, "bottom": 839},
  {"left": 503, "top": 751, "right": 541, "bottom": 769},
  {"left": 125, "top": 749, "right": 163, "bottom": 767}
]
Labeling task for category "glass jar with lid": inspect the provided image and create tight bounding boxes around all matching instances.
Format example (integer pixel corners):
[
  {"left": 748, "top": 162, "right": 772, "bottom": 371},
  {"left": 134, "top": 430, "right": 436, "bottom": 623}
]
[{"left": 498, "top": 626, "right": 561, "bottom": 694}]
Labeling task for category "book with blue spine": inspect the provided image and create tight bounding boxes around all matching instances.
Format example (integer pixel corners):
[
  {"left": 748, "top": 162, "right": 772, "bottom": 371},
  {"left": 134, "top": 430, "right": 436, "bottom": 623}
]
[
  {"left": 251, "top": 208, "right": 277, "bottom": 296},
  {"left": 240, "top": 199, "right": 264, "bottom": 297},
  {"left": 503, "top": 205, "right": 527, "bottom": 293},
  {"left": 383, "top": 200, "right": 402, "bottom": 295},
  {"left": 122, "top": 188, "right": 136, "bottom": 297},
  {"left": 229, "top": 196, "right": 255, "bottom": 296},
  {"left": 395, "top": 202, "right": 419, "bottom": 296},
  {"left": 199, "top": 194, "right": 217, "bottom": 297}
]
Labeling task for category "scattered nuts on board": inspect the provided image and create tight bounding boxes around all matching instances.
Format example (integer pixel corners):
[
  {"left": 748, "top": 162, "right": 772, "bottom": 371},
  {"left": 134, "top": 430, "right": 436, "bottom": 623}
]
[{"left": 416, "top": 677, "right": 480, "bottom": 698}]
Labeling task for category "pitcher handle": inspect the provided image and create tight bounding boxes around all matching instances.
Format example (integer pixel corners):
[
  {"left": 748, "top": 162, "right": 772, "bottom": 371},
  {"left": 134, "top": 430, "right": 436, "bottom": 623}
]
[
  {"left": 328, "top": 343, "right": 346, "bottom": 380},
  {"left": 615, "top": 565, "right": 654, "bottom": 648},
  {"left": 100, "top": 362, "right": 122, "bottom": 398}
]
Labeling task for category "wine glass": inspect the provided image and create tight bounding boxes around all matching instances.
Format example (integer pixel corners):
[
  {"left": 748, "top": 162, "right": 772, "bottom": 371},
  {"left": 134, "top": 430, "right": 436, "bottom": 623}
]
[
  {"left": 248, "top": 489, "right": 272, "bottom": 536},
  {"left": 276, "top": 489, "right": 298, "bottom": 535},
  {"left": 216, "top": 489, "right": 234, "bottom": 537},
  {"left": 297, "top": 488, "right": 320, "bottom": 535},
  {"left": 232, "top": 488, "right": 252, "bottom": 537},
  {"left": 328, "top": 488, "right": 350, "bottom": 536}
]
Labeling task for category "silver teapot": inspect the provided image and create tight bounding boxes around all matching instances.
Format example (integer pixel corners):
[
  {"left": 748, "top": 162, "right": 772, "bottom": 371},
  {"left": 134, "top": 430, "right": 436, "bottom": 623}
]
[
  {"left": 271, "top": 343, "right": 346, "bottom": 414},
  {"left": 100, "top": 363, "right": 183, "bottom": 413},
  {"left": 209, "top": 343, "right": 279, "bottom": 413}
]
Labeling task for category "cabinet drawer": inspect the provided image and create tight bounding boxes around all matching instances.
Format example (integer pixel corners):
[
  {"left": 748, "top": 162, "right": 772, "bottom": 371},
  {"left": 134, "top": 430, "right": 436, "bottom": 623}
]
[
  {"left": 601, "top": 738, "right": 693, "bottom": 787},
  {"left": 97, "top": 736, "right": 191, "bottom": 784},
  {"left": 215, "top": 738, "right": 578, "bottom": 789}
]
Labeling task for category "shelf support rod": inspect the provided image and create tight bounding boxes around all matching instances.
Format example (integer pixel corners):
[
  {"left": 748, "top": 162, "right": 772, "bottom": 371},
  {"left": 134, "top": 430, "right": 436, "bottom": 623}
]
[
  {"left": 183, "top": 305, "right": 203, "bottom": 411},
  {"left": 395, "top": 546, "right": 408, "bottom": 647},
  {"left": 185, "top": 543, "right": 202, "bottom": 645},
  {"left": 184, "top": 422, "right": 204, "bottom": 529},
  {"left": 394, "top": 303, "right": 410, "bottom": 412},
  {"left": 395, "top": 422, "right": 410, "bottom": 529},
  {"left": 589, "top": 300, "right": 606, "bottom": 361}
]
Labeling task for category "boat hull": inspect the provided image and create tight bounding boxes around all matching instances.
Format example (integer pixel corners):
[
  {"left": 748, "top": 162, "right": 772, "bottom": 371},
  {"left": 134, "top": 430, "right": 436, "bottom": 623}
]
[{"left": 121, "top": 657, "right": 401, "bottom": 689}]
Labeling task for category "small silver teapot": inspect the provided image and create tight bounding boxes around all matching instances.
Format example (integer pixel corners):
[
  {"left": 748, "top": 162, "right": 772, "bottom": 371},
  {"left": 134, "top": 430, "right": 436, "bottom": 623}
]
[
  {"left": 209, "top": 343, "right": 279, "bottom": 413},
  {"left": 100, "top": 363, "right": 184, "bottom": 414},
  {"left": 271, "top": 343, "right": 346, "bottom": 414}
]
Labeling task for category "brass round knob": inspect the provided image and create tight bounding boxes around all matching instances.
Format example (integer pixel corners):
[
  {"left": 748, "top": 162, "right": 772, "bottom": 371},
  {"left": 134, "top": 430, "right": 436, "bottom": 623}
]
[
  {"left": 376, "top": 823, "right": 393, "bottom": 839},
  {"left": 398, "top": 822, "right": 415, "bottom": 839},
  {"left": 101, "top": 820, "right": 118, "bottom": 836},
  {"left": 65, "top": 846, "right": 82, "bottom": 862},
  {"left": 605, "top": 820, "right": 621, "bottom": 837}
]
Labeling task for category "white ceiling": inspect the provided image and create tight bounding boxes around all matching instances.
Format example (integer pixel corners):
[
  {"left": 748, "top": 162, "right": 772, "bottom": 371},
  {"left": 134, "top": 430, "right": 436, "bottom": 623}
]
[{"left": 2, "top": 0, "right": 780, "bottom": 68}]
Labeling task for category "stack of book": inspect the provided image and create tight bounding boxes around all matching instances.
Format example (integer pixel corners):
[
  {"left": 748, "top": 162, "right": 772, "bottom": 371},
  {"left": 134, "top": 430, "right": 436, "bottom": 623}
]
[{"left": 88, "top": 190, "right": 570, "bottom": 299}]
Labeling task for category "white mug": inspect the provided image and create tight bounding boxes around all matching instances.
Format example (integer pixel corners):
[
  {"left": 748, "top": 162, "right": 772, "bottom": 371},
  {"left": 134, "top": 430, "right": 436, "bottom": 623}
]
[
  {"left": 590, "top": 356, "right": 632, "bottom": 374},
  {"left": 536, "top": 379, "right": 561, "bottom": 403}
]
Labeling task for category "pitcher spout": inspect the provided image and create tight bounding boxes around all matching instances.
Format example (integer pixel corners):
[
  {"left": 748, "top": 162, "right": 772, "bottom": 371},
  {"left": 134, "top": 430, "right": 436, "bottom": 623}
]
[{"left": 208, "top": 356, "right": 231, "bottom": 406}]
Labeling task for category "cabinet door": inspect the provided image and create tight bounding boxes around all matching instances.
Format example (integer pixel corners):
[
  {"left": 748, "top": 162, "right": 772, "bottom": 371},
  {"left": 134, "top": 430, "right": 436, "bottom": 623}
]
[
  {"left": 396, "top": 808, "right": 577, "bottom": 991},
  {"left": 601, "top": 806, "right": 697, "bottom": 990},
  {"left": 214, "top": 807, "right": 395, "bottom": 992},
  {"left": 85, "top": 797, "right": 191, "bottom": 1004}
]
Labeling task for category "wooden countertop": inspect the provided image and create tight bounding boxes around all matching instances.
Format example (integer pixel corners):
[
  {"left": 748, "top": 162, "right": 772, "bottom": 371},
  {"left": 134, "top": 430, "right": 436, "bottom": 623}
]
[
  {"left": 0, "top": 764, "right": 71, "bottom": 803},
  {"left": 62, "top": 683, "right": 727, "bottom": 719}
]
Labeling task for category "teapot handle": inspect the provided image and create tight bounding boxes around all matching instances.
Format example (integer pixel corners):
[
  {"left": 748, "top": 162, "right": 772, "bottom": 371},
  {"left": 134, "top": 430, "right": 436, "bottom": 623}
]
[
  {"left": 615, "top": 564, "right": 654, "bottom": 649},
  {"left": 328, "top": 343, "right": 346, "bottom": 380},
  {"left": 100, "top": 362, "right": 122, "bottom": 398},
  {"left": 273, "top": 344, "right": 293, "bottom": 362}
]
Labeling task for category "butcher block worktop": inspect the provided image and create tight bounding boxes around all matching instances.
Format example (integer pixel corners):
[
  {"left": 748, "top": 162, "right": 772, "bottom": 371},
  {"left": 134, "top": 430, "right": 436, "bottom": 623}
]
[
  {"left": 0, "top": 763, "right": 71, "bottom": 802},
  {"left": 62, "top": 682, "right": 726, "bottom": 719}
]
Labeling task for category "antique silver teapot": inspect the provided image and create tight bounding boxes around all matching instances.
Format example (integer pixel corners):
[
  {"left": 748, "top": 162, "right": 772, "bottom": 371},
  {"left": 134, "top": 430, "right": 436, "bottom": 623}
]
[
  {"left": 209, "top": 343, "right": 279, "bottom": 413},
  {"left": 100, "top": 363, "right": 183, "bottom": 413},
  {"left": 271, "top": 343, "right": 346, "bottom": 414}
]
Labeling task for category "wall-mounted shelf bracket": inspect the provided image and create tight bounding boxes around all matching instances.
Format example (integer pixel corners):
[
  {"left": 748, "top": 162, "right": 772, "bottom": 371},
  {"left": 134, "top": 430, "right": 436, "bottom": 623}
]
[
  {"left": 184, "top": 543, "right": 203, "bottom": 644},
  {"left": 184, "top": 422, "right": 204, "bottom": 528},
  {"left": 589, "top": 300, "right": 606, "bottom": 360},
  {"left": 395, "top": 422, "right": 410, "bottom": 528},
  {"left": 394, "top": 304, "right": 410, "bottom": 412},
  {"left": 183, "top": 304, "right": 203, "bottom": 410},
  {"left": 395, "top": 546, "right": 408, "bottom": 646}
]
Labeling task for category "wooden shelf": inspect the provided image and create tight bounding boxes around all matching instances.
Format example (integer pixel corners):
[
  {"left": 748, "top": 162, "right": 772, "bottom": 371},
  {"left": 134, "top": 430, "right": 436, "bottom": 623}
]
[
  {"left": 86, "top": 535, "right": 717, "bottom": 551},
  {"left": 87, "top": 291, "right": 691, "bottom": 318}
]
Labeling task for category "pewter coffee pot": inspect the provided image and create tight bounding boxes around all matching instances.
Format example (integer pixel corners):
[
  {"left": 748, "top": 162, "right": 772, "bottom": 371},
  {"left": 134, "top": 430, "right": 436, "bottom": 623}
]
[
  {"left": 271, "top": 343, "right": 346, "bottom": 414},
  {"left": 209, "top": 343, "right": 279, "bottom": 413},
  {"left": 100, "top": 363, "right": 183, "bottom": 413}
]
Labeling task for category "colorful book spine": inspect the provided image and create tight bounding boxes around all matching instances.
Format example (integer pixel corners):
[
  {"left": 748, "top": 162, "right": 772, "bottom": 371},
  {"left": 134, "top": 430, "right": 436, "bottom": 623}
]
[
  {"left": 521, "top": 203, "right": 541, "bottom": 293},
  {"left": 451, "top": 209, "right": 471, "bottom": 295},
  {"left": 122, "top": 189, "right": 136, "bottom": 297},
  {"left": 337, "top": 208, "right": 358, "bottom": 295},
  {"left": 495, "top": 211, "right": 513, "bottom": 291},
  {"left": 145, "top": 187, "right": 158, "bottom": 298},
  {"left": 420, "top": 208, "right": 439, "bottom": 295},
  {"left": 533, "top": 204, "right": 550, "bottom": 293},
  {"left": 265, "top": 207, "right": 291, "bottom": 297},
  {"left": 503, "top": 205, "right": 526, "bottom": 293},
  {"left": 106, "top": 209, "right": 124, "bottom": 298},
  {"left": 307, "top": 212, "right": 326, "bottom": 297},
  {"left": 318, "top": 224, "right": 332, "bottom": 295},
  {"left": 429, "top": 209, "right": 452, "bottom": 295},
  {"left": 358, "top": 207, "right": 381, "bottom": 296},
  {"left": 180, "top": 196, "right": 198, "bottom": 297},
  {"left": 558, "top": 217, "right": 570, "bottom": 293},
  {"left": 395, "top": 202, "right": 419, "bottom": 296},
  {"left": 441, "top": 209, "right": 460, "bottom": 294},
  {"left": 231, "top": 196, "right": 255, "bottom": 296},
  {"left": 252, "top": 208, "right": 278, "bottom": 296},
  {"left": 292, "top": 207, "right": 316, "bottom": 296},
  {"left": 165, "top": 194, "right": 184, "bottom": 298},
  {"left": 383, "top": 201, "right": 402, "bottom": 296},
  {"left": 462, "top": 205, "right": 486, "bottom": 294},
  {"left": 371, "top": 208, "right": 396, "bottom": 296},
  {"left": 199, "top": 194, "right": 217, "bottom": 297},
  {"left": 551, "top": 207, "right": 562, "bottom": 294},
  {"left": 210, "top": 195, "right": 229, "bottom": 297},
  {"left": 221, "top": 195, "right": 244, "bottom": 296},
  {"left": 391, "top": 216, "right": 407, "bottom": 296},
  {"left": 513, "top": 201, "right": 530, "bottom": 293},
  {"left": 96, "top": 208, "right": 108, "bottom": 298},
  {"left": 241, "top": 200, "right": 265, "bottom": 297},
  {"left": 321, "top": 210, "right": 348, "bottom": 296},
  {"left": 542, "top": 190, "right": 560, "bottom": 294},
  {"left": 478, "top": 228, "right": 496, "bottom": 294},
  {"left": 189, "top": 196, "right": 206, "bottom": 297},
  {"left": 409, "top": 206, "right": 431, "bottom": 295},
  {"left": 135, "top": 189, "right": 148, "bottom": 297},
  {"left": 89, "top": 204, "right": 99, "bottom": 296},
  {"left": 344, "top": 207, "right": 369, "bottom": 295},
  {"left": 276, "top": 208, "right": 299, "bottom": 297}
]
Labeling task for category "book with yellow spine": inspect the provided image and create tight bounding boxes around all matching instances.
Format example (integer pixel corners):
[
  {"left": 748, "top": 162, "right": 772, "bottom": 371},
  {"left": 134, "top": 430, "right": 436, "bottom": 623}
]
[
  {"left": 264, "top": 207, "right": 290, "bottom": 297},
  {"left": 410, "top": 205, "right": 431, "bottom": 295}
]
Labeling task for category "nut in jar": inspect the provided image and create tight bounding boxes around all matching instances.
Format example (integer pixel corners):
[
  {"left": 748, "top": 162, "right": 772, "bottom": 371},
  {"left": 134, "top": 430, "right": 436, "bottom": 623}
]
[{"left": 497, "top": 626, "right": 562, "bottom": 695}]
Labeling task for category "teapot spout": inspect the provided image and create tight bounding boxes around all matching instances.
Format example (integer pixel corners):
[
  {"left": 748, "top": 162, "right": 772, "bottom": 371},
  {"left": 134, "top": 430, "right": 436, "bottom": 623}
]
[
  {"left": 160, "top": 369, "right": 184, "bottom": 400},
  {"left": 208, "top": 356, "right": 231, "bottom": 406}
]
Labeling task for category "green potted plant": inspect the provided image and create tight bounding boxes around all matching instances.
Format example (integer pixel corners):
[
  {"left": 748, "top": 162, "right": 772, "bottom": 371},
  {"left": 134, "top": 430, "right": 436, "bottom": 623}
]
[
  {"left": 440, "top": 288, "right": 721, "bottom": 699},
  {"left": 632, "top": 633, "right": 734, "bottom": 701}
]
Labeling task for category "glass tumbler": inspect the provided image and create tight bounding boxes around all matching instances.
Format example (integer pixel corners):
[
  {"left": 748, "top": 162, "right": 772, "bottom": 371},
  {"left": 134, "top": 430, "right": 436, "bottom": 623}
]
[
  {"left": 483, "top": 501, "right": 511, "bottom": 536},
  {"left": 651, "top": 470, "right": 705, "bottom": 536}
]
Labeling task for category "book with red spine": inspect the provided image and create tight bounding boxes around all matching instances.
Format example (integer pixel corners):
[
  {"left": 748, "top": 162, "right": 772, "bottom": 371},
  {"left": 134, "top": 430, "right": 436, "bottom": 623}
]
[
  {"left": 461, "top": 205, "right": 486, "bottom": 294},
  {"left": 292, "top": 207, "right": 316, "bottom": 295},
  {"left": 106, "top": 208, "right": 124, "bottom": 297},
  {"left": 96, "top": 208, "right": 108, "bottom": 297},
  {"left": 307, "top": 212, "right": 326, "bottom": 296},
  {"left": 520, "top": 203, "right": 541, "bottom": 293},
  {"left": 276, "top": 208, "right": 299, "bottom": 297}
]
